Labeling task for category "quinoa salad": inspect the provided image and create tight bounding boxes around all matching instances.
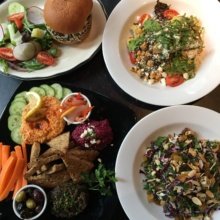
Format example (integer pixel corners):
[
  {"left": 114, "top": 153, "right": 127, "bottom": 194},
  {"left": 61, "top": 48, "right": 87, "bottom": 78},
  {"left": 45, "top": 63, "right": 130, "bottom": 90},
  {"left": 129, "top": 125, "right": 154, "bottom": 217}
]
[
  {"left": 140, "top": 128, "right": 220, "bottom": 220},
  {"left": 127, "top": 0, "right": 204, "bottom": 87}
]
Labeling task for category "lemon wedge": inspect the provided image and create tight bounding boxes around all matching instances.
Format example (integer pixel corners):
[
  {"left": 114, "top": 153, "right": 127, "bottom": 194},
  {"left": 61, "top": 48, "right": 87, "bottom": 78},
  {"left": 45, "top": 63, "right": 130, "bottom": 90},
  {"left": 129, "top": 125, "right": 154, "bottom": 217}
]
[
  {"left": 60, "top": 106, "right": 77, "bottom": 118},
  {"left": 24, "top": 91, "right": 43, "bottom": 121}
]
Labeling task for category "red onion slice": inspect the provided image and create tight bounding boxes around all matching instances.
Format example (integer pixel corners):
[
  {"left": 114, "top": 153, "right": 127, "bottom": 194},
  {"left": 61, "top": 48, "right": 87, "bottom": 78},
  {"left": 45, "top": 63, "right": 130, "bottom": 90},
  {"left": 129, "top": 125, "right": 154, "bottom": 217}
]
[{"left": 26, "top": 6, "right": 45, "bottom": 25}]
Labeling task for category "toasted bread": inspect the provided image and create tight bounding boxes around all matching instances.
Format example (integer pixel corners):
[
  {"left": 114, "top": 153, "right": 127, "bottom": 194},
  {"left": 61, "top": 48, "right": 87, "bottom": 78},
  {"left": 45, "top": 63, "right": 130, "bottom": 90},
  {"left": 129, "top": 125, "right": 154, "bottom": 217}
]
[
  {"left": 68, "top": 147, "right": 99, "bottom": 162},
  {"left": 28, "top": 142, "right": 41, "bottom": 168},
  {"left": 26, "top": 170, "right": 71, "bottom": 188},
  {"left": 61, "top": 154, "right": 94, "bottom": 182},
  {"left": 47, "top": 132, "right": 70, "bottom": 154}
]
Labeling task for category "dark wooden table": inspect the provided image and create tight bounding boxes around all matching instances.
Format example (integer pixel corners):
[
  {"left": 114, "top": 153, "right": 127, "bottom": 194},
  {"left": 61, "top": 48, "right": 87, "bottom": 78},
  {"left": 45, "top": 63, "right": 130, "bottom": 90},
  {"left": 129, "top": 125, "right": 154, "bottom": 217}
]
[{"left": 0, "top": 0, "right": 220, "bottom": 219}]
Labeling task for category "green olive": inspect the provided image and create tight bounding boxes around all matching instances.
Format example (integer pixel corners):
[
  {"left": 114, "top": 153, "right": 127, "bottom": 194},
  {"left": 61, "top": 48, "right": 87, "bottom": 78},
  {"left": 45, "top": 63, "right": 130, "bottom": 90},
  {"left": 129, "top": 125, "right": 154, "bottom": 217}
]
[
  {"left": 15, "top": 191, "right": 26, "bottom": 203},
  {"left": 26, "top": 198, "right": 36, "bottom": 209}
]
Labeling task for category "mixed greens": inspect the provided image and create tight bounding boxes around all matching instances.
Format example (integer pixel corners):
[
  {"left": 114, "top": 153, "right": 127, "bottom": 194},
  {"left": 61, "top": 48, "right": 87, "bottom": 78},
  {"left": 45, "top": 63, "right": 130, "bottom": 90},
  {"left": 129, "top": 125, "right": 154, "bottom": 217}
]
[
  {"left": 0, "top": 2, "right": 57, "bottom": 74},
  {"left": 141, "top": 128, "right": 220, "bottom": 219},
  {"left": 127, "top": 0, "right": 204, "bottom": 87}
]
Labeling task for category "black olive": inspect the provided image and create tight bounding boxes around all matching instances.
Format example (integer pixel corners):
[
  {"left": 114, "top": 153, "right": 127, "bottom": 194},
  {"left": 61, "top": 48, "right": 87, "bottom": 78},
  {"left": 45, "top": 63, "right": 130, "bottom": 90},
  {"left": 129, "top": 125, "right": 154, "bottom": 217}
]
[
  {"left": 16, "top": 202, "right": 25, "bottom": 213},
  {"left": 21, "top": 31, "right": 31, "bottom": 42},
  {"left": 33, "top": 189, "right": 44, "bottom": 203},
  {"left": 20, "top": 209, "right": 35, "bottom": 219},
  {"left": 35, "top": 205, "right": 43, "bottom": 214}
]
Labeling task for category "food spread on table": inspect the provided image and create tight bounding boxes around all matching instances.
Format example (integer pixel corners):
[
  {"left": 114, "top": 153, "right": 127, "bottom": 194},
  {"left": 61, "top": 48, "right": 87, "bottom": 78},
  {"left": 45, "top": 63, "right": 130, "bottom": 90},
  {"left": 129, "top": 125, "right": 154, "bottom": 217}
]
[
  {"left": 0, "top": 83, "right": 117, "bottom": 219},
  {"left": 141, "top": 128, "right": 220, "bottom": 220},
  {"left": 127, "top": 0, "right": 204, "bottom": 87}
]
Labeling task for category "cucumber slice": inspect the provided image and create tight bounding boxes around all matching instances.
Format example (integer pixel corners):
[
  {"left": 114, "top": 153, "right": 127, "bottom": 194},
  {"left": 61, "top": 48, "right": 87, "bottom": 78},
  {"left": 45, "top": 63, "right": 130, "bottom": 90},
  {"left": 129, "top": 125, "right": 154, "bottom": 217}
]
[
  {"left": 9, "top": 101, "right": 26, "bottom": 115},
  {"left": 11, "top": 126, "right": 22, "bottom": 144},
  {"left": 30, "top": 86, "right": 46, "bottom": 97},
  {"left": 40, "top": 84, "right": 55, "bottom": 97},
  {"left": 51, "top": 83, "right": 63, "bottom": 100},
  {"left": 62, "top": 87, "right": 72, "bottom": 98},
  {"left": 8, "top": 114, "right": 22, "bottom": 131},
  {"left": 12, "top": 96, "right": 27, "bottom": 104},
  {"left": 15, "top": 91, "right": 27, "bottom": 99},
  {"left": 8, "top": 2, "right": 25, "bottom": 15}
]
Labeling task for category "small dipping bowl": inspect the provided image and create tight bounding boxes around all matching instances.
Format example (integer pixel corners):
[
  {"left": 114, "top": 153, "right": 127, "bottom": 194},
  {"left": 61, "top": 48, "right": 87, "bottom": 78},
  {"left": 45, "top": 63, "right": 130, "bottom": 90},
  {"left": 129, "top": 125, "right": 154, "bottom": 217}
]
[
  {"left": 61, "top": 92, "right": 92, "bottom": 125},
  {"left": 13, "top": 184, "right": 47, "bottom": 220}
]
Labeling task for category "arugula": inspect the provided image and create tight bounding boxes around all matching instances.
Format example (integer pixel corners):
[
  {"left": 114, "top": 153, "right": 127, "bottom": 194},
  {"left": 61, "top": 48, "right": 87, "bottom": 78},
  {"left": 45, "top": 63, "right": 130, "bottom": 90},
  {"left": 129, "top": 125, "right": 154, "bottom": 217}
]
[
  {"left": 143, "top": 19, "right": 162, "bottom": 32},
  {"left": 82, "top": 162, "right": 117, "bottom": 196},
  {"left": 20, "top": 59, "right": 45, "bottom": 71}
]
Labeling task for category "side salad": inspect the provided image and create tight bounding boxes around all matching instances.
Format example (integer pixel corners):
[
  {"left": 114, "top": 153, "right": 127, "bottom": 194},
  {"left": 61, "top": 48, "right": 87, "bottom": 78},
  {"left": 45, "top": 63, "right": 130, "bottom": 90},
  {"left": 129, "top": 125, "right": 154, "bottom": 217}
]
[
  {"left": 127, "top": 0, "right": 204, "bottom": 87},
  {"left": 0, "top": 2, "right": 58, "bottom": 74},
  {"left": 141, "top": 128, "right": 220, "bottom": 220}
]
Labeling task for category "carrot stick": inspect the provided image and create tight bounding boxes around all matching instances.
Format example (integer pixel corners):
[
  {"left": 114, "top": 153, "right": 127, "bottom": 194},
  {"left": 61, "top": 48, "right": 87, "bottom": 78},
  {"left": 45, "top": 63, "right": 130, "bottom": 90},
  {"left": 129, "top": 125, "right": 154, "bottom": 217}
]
[
  {"left": 22, "top": 166, "right": 27, "bottom": 187},
  {"left": 0, "top": 157, "right": 24, "bottom": 201},
  {"left": 10, "top": 151, "right": 15, "bottom": 156},
  {"left": 21, "top": 143, "right": 27, "bottom": 164},
  {"left": 0, "top": 154, "right": 17, "bottom": 195},
  {"left": 0, "top": 143, "right": 2, "bottom": 171},
  {"left": 15, "top": 145, "right": 23, "bottom": 159},
  {"left": 13, "top": 175, "right": 23, "bottom": 199},
  {"left": 1, "top": 145, "right": 10, "bottom": 169}
]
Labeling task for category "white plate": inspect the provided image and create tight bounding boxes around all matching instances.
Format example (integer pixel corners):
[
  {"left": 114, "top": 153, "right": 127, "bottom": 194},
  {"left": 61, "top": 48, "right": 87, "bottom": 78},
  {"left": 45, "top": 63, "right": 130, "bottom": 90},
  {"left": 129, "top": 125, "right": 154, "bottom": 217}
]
[
  {"left": 115, "top": 105, "right": 220, "bottom": 220},
  {"left": 0, "top": 0, "right": 107, "bottom": 80},
  {"left": 102, "top": 0, "right": 220, "bottom": 106}
]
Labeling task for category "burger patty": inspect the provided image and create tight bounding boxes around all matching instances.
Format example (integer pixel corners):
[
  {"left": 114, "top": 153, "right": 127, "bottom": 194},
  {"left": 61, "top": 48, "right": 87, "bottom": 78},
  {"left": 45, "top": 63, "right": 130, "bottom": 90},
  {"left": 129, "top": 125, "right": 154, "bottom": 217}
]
[{"left": 47, "top": 15, "right": 92, "bottom": 44}]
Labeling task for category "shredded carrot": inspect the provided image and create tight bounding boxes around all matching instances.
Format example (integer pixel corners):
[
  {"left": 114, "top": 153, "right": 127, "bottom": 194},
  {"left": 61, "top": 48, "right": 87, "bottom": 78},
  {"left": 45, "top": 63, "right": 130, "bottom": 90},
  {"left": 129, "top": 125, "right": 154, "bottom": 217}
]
[
  {"left": 0, "top": 154, "right": 17, "bottom": 195},
  {"left": 1, "top": 145, "right": 10, "bottom": 169},
  {"left": 0, "top": 157, "right": 24, "bottom": 201}
]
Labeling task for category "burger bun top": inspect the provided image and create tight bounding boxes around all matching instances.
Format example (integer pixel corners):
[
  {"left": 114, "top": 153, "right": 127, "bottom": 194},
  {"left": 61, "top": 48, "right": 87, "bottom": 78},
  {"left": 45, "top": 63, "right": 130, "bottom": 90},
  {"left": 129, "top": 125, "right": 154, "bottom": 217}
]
[{"left": 44, "top": 0, "right": 93, "bottom": 34}]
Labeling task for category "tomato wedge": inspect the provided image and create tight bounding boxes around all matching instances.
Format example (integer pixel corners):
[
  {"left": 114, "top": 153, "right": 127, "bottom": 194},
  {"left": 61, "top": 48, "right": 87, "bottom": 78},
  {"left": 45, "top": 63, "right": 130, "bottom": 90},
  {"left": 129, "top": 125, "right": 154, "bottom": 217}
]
[
  {"left": 137, "top": 13, "right": 151, "bottom": 24},
  {"left": 0, "top": 47, "right": 16, "bottom": 61},
  {"left": 8, "top": 12, "right": 24, "bottom": 30},
  {"left": 36, "top": 51, "right": 55, "bottom": 66},
  {"left": 129, "top": 51, "right": 136, "bottom": 64},
  {"left": 165, "top": 75, "right": 184, "bottom": 87},
  {"left": 163, "top": 9, "right": 179, "bottom": 19}
]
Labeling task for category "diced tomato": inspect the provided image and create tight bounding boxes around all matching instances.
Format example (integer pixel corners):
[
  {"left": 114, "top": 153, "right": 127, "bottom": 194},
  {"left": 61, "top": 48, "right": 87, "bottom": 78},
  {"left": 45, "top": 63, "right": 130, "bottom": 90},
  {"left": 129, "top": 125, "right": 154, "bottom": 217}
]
[
  {"left": 0, "top": 47, "right": 16, "bottom": 61},
  {"left": 137, "top": 13, "right": 151, "bottom": 24},
  {"left": 36, "top": 51, "right": 55, "bottom": 66},
  {"left": 129, "top": 51, "right": 136, "bottom": 64},
  {"left": 8, "top": 12, "right": 24, "bottom": 30},
  {"left": 165, "top": 75, "right": 184, "bottom": 87},
  {"left": 163, "top": 9, "right": 179, "bottom": 19}
]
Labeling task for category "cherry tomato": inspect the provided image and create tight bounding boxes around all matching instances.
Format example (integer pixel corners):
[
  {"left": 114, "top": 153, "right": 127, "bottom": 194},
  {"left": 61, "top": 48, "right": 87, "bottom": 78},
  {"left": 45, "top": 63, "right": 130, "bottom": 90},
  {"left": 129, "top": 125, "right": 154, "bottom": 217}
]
[
  {"left": 129, "top": 51, "right": 136, "bottom": 64},
  {"left": 0, "top": 47, "right": 16, "bottom": 61},
  {"left": 137, "top": 13, "right": 151, "bottom": 24},
  {"left": 8, "top": 12, "right": 24, "bottom": 30},
  {"left": 163, "top": 9, "right": 179, "bottom": 19},
  {"left": 36, "top": 51, "right": 55, "bottom": 66},
  {"left": 165, "top": 75, "right": 184, "bottom": 87}
]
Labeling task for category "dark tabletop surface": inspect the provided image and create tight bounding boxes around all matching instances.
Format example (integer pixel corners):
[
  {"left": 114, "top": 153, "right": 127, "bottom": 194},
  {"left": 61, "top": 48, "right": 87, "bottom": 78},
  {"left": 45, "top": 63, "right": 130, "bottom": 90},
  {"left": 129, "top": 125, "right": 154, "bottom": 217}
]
[{"left": 0, "top": 0, "right": 220, "bottom": 219}]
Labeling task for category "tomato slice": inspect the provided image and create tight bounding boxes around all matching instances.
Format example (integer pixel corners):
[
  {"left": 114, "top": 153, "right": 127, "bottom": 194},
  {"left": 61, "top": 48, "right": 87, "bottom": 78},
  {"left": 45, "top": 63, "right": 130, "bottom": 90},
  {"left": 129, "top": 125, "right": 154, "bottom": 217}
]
[
  {"left": 137, "top": 13, "right": 151, "bottom": 24},
  {"left": 36, "top": 51, "right": 55, "bottom": 66},
  {"left": 8, "top": 12, "right": 24, "bottom": 30},
  {"left": 163, "top": 9, "right": 179, "bottom": 19},
  {"left": 129, "top": 51, "right": 136, "bottom": 64},
  {"left": 165, "top": 75, "right": 184, "bottom": 87},
  {"left": 0, "top": 47, "right": 16, "bottom": 61}
]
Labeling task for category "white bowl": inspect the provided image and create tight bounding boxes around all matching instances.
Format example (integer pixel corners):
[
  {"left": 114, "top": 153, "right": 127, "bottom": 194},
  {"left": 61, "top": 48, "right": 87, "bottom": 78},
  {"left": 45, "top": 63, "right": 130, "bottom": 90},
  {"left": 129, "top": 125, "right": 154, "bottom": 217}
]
[
  {"left": 61, "top": 92, "right": 92, "bottom": 125},
  {"left": 13, "top": 184, "right": 47, "bottom": 220}
]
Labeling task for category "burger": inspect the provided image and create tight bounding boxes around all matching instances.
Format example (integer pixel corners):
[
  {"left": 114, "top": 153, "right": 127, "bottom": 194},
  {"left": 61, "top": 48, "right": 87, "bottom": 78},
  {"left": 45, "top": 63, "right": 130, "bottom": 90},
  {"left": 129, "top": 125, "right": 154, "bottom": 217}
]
[{"left": 44, "top": 0, "right": 93, "bottom": 44}]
